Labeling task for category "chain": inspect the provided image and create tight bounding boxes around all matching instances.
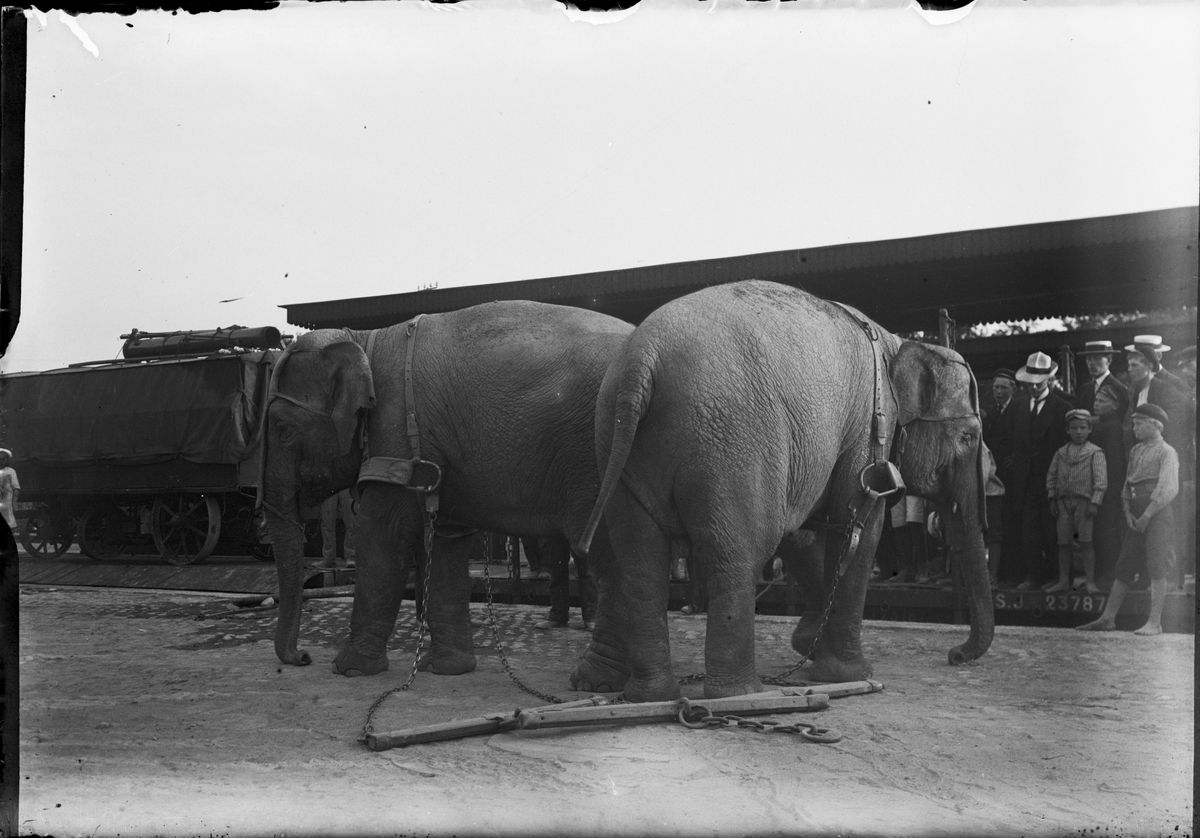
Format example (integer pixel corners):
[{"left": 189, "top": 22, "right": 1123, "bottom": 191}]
[
  {"left": 676, "top": 704, "right": 842, "bottom": 743},
  {"left": 359, "top": 507, "right": 437, "bottom": 742},
  {"left": 482, "top": 537, "right": 563, "bottom": 705},
  {"left": 676, "top": 501, "right": 863, "bottom": 689}
]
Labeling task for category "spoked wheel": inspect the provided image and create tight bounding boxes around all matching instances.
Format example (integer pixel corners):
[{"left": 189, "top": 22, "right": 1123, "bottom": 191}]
[
  {"left": 20, "top": 511, "right": 74, "bottom": 558},
  {"left": 151, "top": 494, "right": 221, "bottom": 565},
  {"left": 76, "top": 506, "right": 129, "bottom": 561}
]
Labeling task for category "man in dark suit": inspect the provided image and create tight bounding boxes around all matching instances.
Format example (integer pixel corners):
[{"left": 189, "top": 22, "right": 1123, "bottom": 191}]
[
  {"left": 983, "top": 369, "right": 1019, "bottom": 584},
  {"left": 1077, "top": 340, "right": 1130, "bottom": 417},
  {"left": 1010, "top": 352, "right": 1074, "bottom": 590}
]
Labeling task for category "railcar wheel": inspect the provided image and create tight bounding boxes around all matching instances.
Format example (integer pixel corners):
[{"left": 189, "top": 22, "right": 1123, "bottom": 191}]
[
  {"left": 151, "top": 494, "right": 220, "bottom": 565},
  {"left": 76, "top": 506, "right": 127, "bottom": 561},
  {"left": 20, "top": 511, "right": 74, "bottom": 558}
]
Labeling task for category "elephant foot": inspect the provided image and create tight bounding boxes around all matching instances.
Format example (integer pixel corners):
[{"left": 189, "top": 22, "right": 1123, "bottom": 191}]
[
  {"left": 332, "top": 647, "right": 390, "bottom": 677},
  {"left": 623, "top": 674, "right": 681, "bottom": 703},
  {"left": 418, "top": 648, "right": 477, "bottom": 676},
  {"left": 570, "top": 649, "right": 630, "bottom": 693},
  {"left": 702, "top": 675, "right": 763, "bottom": 700},
  {"left": 790, "top": 620, "right": 820, "bottom": 659},
  {"left": 806, "top": 649, "right": 873, "bottom": 684}
]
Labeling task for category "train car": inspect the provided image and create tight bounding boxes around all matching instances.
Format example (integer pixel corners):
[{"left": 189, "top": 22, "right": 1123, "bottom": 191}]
[{"left": 1, "top": 327, "right": 286, "bottom": 565}]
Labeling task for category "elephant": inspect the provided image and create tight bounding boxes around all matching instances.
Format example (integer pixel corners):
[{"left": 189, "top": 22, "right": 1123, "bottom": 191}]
[
  {"left": 573, "top": 280, "right": 994, "bottom": 702},
  {"left": 259, "top": 300, "right": 633, "bottom": 677}
]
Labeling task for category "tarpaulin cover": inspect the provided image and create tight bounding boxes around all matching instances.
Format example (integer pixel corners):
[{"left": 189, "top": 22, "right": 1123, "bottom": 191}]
[{"left": 0, "top": 353, "right": 274, "bottom": 470}]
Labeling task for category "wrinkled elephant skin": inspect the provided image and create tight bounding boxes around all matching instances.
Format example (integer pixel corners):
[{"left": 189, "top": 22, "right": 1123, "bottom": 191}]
[
  {"left": 262, "top": 301, "right": 633, "bottom": 681},
  {"left": 576, "top": 281, "right": 994, "bottom": 701}
]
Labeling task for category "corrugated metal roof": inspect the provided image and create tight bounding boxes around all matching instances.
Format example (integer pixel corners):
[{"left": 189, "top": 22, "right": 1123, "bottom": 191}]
[{"left": 283, "top": 205, "right": 1198, "bottom": 333}]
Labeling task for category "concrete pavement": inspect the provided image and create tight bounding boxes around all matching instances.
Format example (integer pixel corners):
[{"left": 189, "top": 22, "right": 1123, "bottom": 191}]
[{"left": 15, "top": 583, "right": 1195, "bottom": 837}]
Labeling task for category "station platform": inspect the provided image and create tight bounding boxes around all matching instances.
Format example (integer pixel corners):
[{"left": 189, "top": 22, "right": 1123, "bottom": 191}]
[{"left": 16, "top": 551, "right": 1196, "bottom": 634}]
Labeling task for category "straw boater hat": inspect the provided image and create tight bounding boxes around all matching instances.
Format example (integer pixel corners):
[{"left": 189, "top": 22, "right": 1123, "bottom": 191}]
[
  {"left": 1078, "top": 340, "right": 1116, "bottom": 356},
  {"left": 1125, "top": 335, "right": 1171, "bottom": 370},
  {"left": 1015, "top": 352, "right": 1058, "bottom": 384}
]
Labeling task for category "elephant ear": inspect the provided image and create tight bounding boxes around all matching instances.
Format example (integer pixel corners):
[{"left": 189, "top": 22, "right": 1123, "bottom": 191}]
[
  {"left": 892, "top": 340, "right": 987, "bottom": 527},
  {"left": 320, "top": 341, "right": 376, "bottom": 455}
]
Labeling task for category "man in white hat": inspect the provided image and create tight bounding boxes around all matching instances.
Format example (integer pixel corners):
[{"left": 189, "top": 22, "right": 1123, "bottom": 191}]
[
  {"left": 1125, "top": 334, "right": 1186, "bottom": 391},
  {"left": 1008, "top": 352, "right": 1073, "bottom": 590},
  {"left": 1124, "top": 336, "right": 1191, "bottom": 461},
  {"left": 1077, "top": 340, "right": 1129, "bottom": 417}
]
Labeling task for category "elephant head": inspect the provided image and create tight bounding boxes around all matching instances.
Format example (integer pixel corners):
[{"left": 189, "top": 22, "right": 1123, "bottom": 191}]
[
  {"left": 890, "top": 340, "right": 995, "bottom": 665},
  {"left": 259, "top": 331, "right": 375, "bottom": 666}
]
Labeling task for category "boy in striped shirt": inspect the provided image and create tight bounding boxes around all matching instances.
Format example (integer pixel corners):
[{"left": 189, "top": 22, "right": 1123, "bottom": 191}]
[{"left": 1046, "top": 409, "right": 1108, "bottom": 594}]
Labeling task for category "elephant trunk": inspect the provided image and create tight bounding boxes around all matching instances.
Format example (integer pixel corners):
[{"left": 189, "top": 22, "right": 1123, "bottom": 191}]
[
  {"left": 942, "top": 510, "right": 995, "bottom": 665},
  {"left": 267, "top": 507, "right": 313, "bottom": 667}
]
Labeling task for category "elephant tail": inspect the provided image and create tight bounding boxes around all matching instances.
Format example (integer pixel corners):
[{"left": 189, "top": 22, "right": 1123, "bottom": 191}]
[{"left": 577, "top": 355, "right": 654, "bottom": 556}]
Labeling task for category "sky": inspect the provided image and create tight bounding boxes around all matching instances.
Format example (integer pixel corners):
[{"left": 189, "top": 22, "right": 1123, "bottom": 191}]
[{"left": 5, "top": 0, "right": 1198, "bottom": 373}]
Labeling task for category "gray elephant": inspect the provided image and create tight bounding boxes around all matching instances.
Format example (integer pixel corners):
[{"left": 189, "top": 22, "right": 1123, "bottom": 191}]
[
  {"left": 260, "top": 301, "right": 633, "bottom": 677},
  {"left": 574, "top": 280, "right": 994, "bottom": 702}
]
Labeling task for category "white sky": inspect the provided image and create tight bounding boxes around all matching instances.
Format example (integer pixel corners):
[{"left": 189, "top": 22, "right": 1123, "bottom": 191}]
[{"left": 5, "top": 0, "right": 1198, "bottom": 372}]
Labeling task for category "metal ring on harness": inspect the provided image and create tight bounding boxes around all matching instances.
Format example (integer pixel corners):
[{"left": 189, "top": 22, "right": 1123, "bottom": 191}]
[{"left": 858, "top": 460, "right": 904, "bottom": 500}]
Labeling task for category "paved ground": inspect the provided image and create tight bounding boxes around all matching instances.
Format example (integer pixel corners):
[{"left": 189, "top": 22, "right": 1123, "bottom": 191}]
[{"left": 16, "top": 584, "right": 1194, "bottom": 837}]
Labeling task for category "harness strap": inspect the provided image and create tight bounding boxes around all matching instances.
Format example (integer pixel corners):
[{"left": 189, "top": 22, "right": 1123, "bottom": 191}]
[
  {"left": 832, "top": 302, "right": 905, "bottom": 506},
  {"left": 405, "top": 315, "right": 424, "bottom": 462},
  {"left": 271, "top": 392, "right": 332, "bottom": 418},
  {"left": 355, "top": 315, "right": 442, "bottom": 555},
  {"left": 357, "top": 455, "right": 441, "bottom": 494}
]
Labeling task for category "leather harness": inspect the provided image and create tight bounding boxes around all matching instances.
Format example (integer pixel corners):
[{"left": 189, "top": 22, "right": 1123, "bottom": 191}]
[
  {"left": 830, "top": 302, "right": 906, "bottom": 574},
  {"left": 354, "top": 315, "right": 447, "bottom": 554}
]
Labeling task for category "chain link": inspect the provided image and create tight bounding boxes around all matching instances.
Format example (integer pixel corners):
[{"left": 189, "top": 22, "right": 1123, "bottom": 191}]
[
  {"left": 360, "top": 509, "right": 437, "bottom": 741},
  {"left": 677, "top": 705, "right": 841, "bottom": 743},
  {"left": 482, "top": 537, "right": 563, "bottom": 705}
]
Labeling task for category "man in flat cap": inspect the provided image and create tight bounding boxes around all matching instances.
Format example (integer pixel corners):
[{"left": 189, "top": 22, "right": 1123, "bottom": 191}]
[
  {"left": 1009, "top": 352, "right": 1074, "bottom": 590},
  {"left": 1078, "top": 403, "right": 1178, "bottom": 635}
]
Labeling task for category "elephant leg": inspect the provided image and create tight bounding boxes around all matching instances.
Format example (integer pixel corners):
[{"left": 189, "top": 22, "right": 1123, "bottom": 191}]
[
  {"left": 694, "top": 523, "right": 771, "bottom": 699},
  {"left": 593, "top": 485, "right": 678, "bottom": 702},
  {"left": 778, "top": 530, "right": 829, "bottom": 658},
  {"left": 417, "top": 534, "right": 477, "bottom": 676},
  {"left": 571, "top": 524, "right": 631, "bottom": 693},
  {"left": 805, "top": 482, "right": 887, "bottom": 683},
  {"left": 333, "top": 487, "right": 419, "bottom": 677}
]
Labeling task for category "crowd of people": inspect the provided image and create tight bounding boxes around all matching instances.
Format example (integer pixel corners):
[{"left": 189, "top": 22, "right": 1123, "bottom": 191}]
[
  {"left": 978, "top": 335, "right": 1193, "bottom": 633},
  {"left": 870, "top": 336, "right": 1195, "bottom": 631}
]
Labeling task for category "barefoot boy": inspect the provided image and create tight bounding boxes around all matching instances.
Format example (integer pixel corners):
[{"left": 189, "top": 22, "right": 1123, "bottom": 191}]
[
  {"left": 1046, "top": 409, "right": 1107, "bottom": 594},
  {"left": 1077, "top": 403, "right": 1179, "bottom": 635}
]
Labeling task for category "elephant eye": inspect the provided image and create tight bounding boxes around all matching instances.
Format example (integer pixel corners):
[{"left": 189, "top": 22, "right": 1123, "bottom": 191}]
[{"left": 277, "top": 423, "right": 300, "bottom": 447}]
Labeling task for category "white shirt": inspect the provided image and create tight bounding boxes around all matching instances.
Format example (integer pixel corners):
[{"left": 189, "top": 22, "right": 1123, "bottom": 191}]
[{"left": 1136, "top": 372, "right": 1155, "bottom": 406}]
